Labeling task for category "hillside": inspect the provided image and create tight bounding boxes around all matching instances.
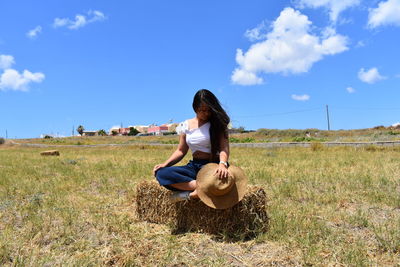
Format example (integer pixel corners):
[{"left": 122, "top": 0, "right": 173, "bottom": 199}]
[{"left": 9, "top": 127, "right": 400, "bottom": 146}]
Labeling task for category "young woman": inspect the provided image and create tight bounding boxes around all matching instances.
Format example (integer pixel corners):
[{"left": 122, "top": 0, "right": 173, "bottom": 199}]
[{"left": 153, "top": 89, "right": 230, "bottom": 202}]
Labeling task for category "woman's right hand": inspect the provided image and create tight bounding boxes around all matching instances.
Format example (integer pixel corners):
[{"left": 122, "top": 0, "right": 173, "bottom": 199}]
[{"left": 153, "top": 163, "right": 167, "bottom": 177}]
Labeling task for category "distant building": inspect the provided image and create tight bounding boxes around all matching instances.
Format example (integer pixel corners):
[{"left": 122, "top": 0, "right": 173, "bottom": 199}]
[
  {"left": 119, "top": 127, "right": 130, "bottom": 135},
  {"left": 133, "top": 125, "right": 149, "bottom": 133},
  {"left": 109, "top": 127, "right": 120, "bottom": 135},
  {"left": 108, "top": 127, "right": 131, "bottom": 135},
  {"left": 148, "top": 125, "right": 169, "bottom": 135},
  {"left": 82, "top": 131, "right": 98, "bottom": 136},
  {"left": 40, "top": 134, "right": 66, "bottom": 138},
  {"left": 108, "top": 123, "right": 177, "bottom": 136},
  {"left": 165, "top": 123, "right": 178, "bottom": 133},
  {"left": 391, "top": 122, "right": 400, "bottom": 129}
]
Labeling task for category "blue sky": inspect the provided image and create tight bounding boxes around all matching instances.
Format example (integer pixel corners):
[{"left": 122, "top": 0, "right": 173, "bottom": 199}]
[{"left": 1, "top": 0, "right": 399, "bottom": 138}]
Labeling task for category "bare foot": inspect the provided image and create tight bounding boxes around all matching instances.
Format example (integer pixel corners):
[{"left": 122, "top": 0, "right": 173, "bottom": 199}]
[{"left": 189, "top": 189, "right": 199, "bottom": 199}]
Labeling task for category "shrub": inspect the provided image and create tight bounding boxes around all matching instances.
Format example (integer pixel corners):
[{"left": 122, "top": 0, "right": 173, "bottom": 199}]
[
  {"left": 229, "top": 126, "right": 248, "bottom": 134},
  {"left": 44, "top": 135, "right": 53, "bottom": 139},
  {"left": 98, "top": 129, "right": 107, "bottom": 136},
  {"left": 373, "top": 125, "right": 386, "bottom": 130},
  {"left": 0, "top": 137, "right": 5, "bottom": 145},
  {"left": 163, "top": 131, "right": 177, "bottom": 136},
  {"left": 229, "top": 137, "right": 255, "bottom": 143},
  {"left": 128, "top": 127, "right": 140, "bottom": 136},
  {"left": 256, "top": 128, "right": 321, "bottom": 138},
  {"left": 292, "top": 136, "right": 326, "bottom": 142},
  {"left": 292, "top": 136, "right": 313, "bottom": 142}
]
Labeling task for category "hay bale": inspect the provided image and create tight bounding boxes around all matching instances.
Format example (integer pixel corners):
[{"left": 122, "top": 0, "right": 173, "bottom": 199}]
[
  {"left": 40, "top": 150, "right": 60, "bottom": 156},
  {"left": 135, "top": 181, "right": 269, "bottom": 238}
]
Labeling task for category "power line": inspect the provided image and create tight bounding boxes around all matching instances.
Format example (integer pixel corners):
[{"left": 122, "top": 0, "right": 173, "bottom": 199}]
[
  {"left": 234, "top": 107, "right": 323, "bottom": 118},
  {"left": 234, "top": 105, "right": 400, "bottom": 119},
  {"left": 330, "top": 106, "right": 400, "bottom": 111}
]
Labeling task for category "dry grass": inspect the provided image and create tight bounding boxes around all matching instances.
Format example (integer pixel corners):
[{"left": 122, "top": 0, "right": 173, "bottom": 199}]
[
  {"left": 12, "top": 126, "right": 400, "bottom": 146},
  {"left": 136, "top": 181, "right": 268, "bottom": 239},
  {"left": 252, "top": 127, "right": 400, "bottom": 142},
  {"left": 14, "top": 135, "right": 179, "bottom": 146},
  {"left": 0, "top": 143, "right": 399, "bottom": 266}
]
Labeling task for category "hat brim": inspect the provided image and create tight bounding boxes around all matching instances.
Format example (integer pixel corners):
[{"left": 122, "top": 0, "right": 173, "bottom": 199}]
[{"left": 196, "top": 163, "right": 247, "bottom": 209}]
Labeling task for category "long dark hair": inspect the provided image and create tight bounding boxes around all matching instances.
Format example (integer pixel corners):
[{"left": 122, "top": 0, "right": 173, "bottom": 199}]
[{"left": 192, "top": 89, "right": 230, "bottom": 162}]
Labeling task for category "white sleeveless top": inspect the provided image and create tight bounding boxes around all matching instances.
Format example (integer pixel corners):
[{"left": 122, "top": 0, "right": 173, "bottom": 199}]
[{"left": 176, "top": 120, "right": 211, "bottom": 153}]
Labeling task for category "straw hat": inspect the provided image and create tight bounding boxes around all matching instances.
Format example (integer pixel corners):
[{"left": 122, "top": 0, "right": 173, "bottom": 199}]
[{"left": 196, "top": 163, "right": 248, "bottom": 209}]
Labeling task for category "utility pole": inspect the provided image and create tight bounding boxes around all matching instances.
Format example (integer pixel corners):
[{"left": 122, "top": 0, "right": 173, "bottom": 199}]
[
  {"left": 5, "top": 130, "right": 8, "bottom": 139},
  {"left": 72, "top": 125, "right": 74, "bottom": 137},
  {"left": 326, "top": 105, "right": 331, "bottom": 131}
]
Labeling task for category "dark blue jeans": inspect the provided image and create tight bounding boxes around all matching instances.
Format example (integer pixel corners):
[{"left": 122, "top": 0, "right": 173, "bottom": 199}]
[{"left": 155, "top": 159, "right": 210, "bottom": 191}]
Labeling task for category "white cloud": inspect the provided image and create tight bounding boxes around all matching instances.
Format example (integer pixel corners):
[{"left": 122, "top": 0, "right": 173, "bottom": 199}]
[
  {"left": 53, "top": 10, "right": 106, "bottom": 30},
  {"left": 356, "top": 40, "right": 365, "bottom": 48},
  {"left": 358, "top": 67, "right": 386, "bottom": 84},
  {"left": 69, "top": 15, "right": 87, "bottom": 30},
  {"left": 88, "top": 10, "right": 106, "bottom": 22},
  {"left": 231, "top": 8, "right": 348, "bottom": 86},
  {"left": 53, "top": 18, "right": 69, "bottom": 28},
  {"left": 26, "top": 26, "right": 42, "bottom": 39},
  {"left": 0, "top": 55, "right": 15, "bottom": 69},
  {"left": 296, "top": 0, "right": 360, "bottom": 23},
  {"left": 368, "top": 0, "right": 400, "bottom": 28},
  {"left": 0, "top": 54, "right": 45, "bottom": 92},
  {"left": 244, "top": 21, "right": 268, "bottom": 41},
  {"left": 346, "top": 86, "right": 355, "bottom": 93},
  {"left": 0, "top": 69, "right": 45, "bottom": 91},
  {"left": 291, "top": 94, "right": 310, "bottom": 101},
  {"left": 231, "top": 68, "right": 264, "bottom": 85},
  {"left": 392, "top": 122, "right": 400, "bottom": 127}
]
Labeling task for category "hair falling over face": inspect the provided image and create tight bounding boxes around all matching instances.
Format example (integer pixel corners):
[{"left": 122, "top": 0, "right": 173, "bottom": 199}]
[{"left": 192, "top": 89, "right": 230, "bottom": 162}]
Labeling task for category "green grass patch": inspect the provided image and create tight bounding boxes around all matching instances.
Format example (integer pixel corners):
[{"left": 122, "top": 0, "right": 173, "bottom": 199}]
[
  {"left": 0, "top": 145, "right": 399, "bottom": 265},
  {"left": 229, "top": 137, "right": 256, "bottom": 143}
]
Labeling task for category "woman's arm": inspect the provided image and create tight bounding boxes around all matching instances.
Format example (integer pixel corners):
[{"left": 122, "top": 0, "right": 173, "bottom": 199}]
[
  {"left": 215, "top": 133, "right": 230, "bottom": 179},
  {"left": 163, "top": 134, "right": 189, "bottom": 167},
  {"left": 153, "top": 134, "right": 189, "bottom": 176},
  {"left": 219, "top": 133, "right": 230, "bottom": 163}
]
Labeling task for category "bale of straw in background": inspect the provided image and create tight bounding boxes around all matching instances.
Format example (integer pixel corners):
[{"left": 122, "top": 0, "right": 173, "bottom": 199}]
[
  {"left": 135, "top": 181, "right": 269, "bottom": 238},
  {"left": 40, "top": 150, "right": 60, "bottom": 156}
]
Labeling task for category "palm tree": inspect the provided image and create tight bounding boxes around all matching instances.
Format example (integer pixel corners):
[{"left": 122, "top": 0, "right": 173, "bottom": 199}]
[{"left": 77, "top": 125, "right": 84, "bottom": 136}]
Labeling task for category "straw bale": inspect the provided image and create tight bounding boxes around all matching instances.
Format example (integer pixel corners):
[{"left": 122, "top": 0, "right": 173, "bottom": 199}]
[
  {"left": 135, "top": 181, "right": 269, "bottom": 238},
  {"left": 40, "top": 150, "right": 60, "bottom": 156}
]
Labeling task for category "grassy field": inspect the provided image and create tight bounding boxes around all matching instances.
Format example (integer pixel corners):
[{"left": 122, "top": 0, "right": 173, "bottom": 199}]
[
  {"left": 12, "top": 127, "right": 400, "bottom": 146},
  {"left": 0, "top": 143, "right": 399, "bottom": 266}
]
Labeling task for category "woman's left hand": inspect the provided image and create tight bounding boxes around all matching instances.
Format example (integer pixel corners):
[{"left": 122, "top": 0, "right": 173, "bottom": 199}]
[{"left": 214, "top": 164, "right": 229, "bottom": 179}]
